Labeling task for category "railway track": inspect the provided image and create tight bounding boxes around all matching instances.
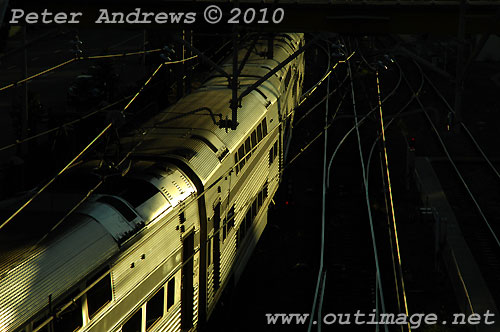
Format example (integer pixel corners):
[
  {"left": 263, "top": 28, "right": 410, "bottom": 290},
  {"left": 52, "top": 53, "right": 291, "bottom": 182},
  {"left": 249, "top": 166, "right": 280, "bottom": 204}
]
[
  {"left": 208, "top": 34, "right": 486, "bottom": 331},
  {"left": 391, "top": 39, "right": 500, "bottom": 322},
  {"left": 410, "top": 51, "right": 500, "bottom": 308},
  {"left": 432, "top": 160, "right": 500, "bottom": 305}
]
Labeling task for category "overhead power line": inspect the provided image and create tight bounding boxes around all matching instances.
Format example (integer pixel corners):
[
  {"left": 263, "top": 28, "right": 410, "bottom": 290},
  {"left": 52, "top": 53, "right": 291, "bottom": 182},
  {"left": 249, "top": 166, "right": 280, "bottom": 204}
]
[
  {"left": 0, "top": 48, "right": 164, "bottom": 92},
  {"left": 402, "top": 60, "right": 500, "bottom": 250},
  {"left": 0, "top": 56, "right": 198, "bottom": 231},
  {"left": 28, "top": 57, "right": 374, "bottom": 332}
]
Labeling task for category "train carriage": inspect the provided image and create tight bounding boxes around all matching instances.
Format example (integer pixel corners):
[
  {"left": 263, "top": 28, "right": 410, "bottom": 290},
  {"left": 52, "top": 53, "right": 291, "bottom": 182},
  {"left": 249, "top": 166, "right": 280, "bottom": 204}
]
[{"left": 0, "top": 32, "right": 305, "bottom": 332}]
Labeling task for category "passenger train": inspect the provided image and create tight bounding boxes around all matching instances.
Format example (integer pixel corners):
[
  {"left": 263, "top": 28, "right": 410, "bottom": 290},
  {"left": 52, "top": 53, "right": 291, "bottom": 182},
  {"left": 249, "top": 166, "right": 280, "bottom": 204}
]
[{"left": 0, "top": 32, "right": 305, "bottom": 332}]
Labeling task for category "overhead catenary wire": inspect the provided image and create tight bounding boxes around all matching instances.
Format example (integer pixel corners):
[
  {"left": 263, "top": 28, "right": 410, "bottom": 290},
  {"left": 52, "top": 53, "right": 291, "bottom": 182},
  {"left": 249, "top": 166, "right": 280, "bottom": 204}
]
[
  {"left": 8, "top": 33, "right": 339, "bottom": 331},
  {"left": 0, "top": 56, "right": 198, "bottom": 232},
  {"left": 29, "top": 70, "right": 312, "bottom": 331},
  {"left": 420, "top": 71, "right": 500, "bottom": 182},
  {"left": 329, "top": 42, "right": 413, "bottom": 328},
  {"left": 0, "top": 122, "right": 113, "bottom": 231},
  {"left": 21, "top": 37, "right": 377, "bottom": 332},
  {"left": 28, "top": 36, "right": 319, "bottom": 253},
  {"left": 324, "top": 39, "right": 403, "bottom": 189},
  {"left": 30, "top": 57, "right": 375, "bottom": 332},
  {"left": 85, "top": 48, "right": 162, "bottom": 60},
  {"left": 294, "top": 70, "right": 351, "bottom": 127},
  {"left": 0, "top": 48, "right": 164, "bottom": 92},
  {"left": 24, "top": 43, "right": 308, "bottom": 245},
  {"left": 33, "top": 45, "right": 364, "bottom": 327},
  {"left": 299, "top": 51, "right": 355, "bottom": 107},
  {"left": 0, "top": 96, "right": 128, "bottom": 153},
  {"left": 0, "top": 56, "right": 198, "bottom": 153},
  {"left": 0, "top": 58, "right": 77, "bottom": 92},
  {"left": 402, "top": 59, "right": 500, "bottom": 250}
]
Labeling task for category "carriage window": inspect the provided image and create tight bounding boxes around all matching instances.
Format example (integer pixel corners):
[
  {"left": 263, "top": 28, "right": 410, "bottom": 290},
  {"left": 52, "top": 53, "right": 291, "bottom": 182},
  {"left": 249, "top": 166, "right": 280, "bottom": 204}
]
[
  {"left": 87, "top": 272, "right": 112, "bottom": 319},
  {"left": 122, "top": 309, "right": 142, "bottom": 332},
  {"left": 227, "top": 206, "right": 235, "bottom": 231},
  {"left": 236, "top": 228, "right": 240, "bottom": 249},
  {"left": 251, "top": 200, "right": 257, "bottom": 221},
  {"left": 146, "top": 288, "right": 164, "bottom": 331},
  {"left": 244, "top": 138, "right": 251, "bottom": 162},
  {"left": 224, "top": 206, "right": 235, "bottom": 238},
  {"left": 234, "top": 154, "right": 239, "bottom": 174},
  {"left": 245, "top": 209, "right": 251, "bottom": 230},
  {"left": 261, "top": 119, "right": 267, "bottom": 136},
  {"left": 251, "top": 131, "right": 257, "bottom": 148},
  {"left": 167, "top": 278, "right": 176, "bottom": 310},
  {"left": 257, "top": 125, "right": 263, "bottom": 142},
  {"left": 240, "top": 220, "right": 246, "bottom": 239},
  {"left": 54, "top": 290, "right": 82, "bottom": 332},
  {"left": 242, "top": 212, "right": 247, "bottom": 231},
  {"left": 207, "top": 238, "right": 212, "bottom": 265},
  {"left": 238, "top": 145, "right": 245, "bottom": 170}
]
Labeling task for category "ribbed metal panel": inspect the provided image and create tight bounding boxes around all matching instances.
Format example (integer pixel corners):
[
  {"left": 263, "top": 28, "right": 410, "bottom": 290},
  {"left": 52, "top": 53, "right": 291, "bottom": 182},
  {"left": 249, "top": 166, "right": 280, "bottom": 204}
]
[
  {"left": 183, "top": 140, "right": 221, "bottom": 185},
  {"left": 269, "top": 158, "right": 280, "bottom": 197},
  {"left": 234, "top": 153, "right": 270, "bottom": 220},
  {"left": 207, "top": 267, "right": 215, "bottom": 309},
  {"left": 192, "top": 283, "right": 199, "bottom": 326},
  {"left": 79, "top": 198, "right": 142, "bottom": 243},
  {"left": 158, "top": 304, "right": 181, "bottom": 332},
  {"left": 153, "top": 167, "right": 197, "bottom": 208},
  {"left": 0, "top": 217, "right": 118, "bottom": 332},
  {"left": 112, "top": 221, "right": 183, "bottom": 301},
  {"left": 220, "top": 233, "right": 237, "bottom": 285},
  {"left": 136, "top": 193, "right": 171, "bottom": 224}
]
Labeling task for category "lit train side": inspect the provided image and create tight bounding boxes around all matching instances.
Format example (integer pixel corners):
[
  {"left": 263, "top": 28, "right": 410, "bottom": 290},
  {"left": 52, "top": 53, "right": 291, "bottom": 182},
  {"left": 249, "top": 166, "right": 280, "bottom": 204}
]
[{"left": 0, "top": 32, "right": 305, "bottom": 332}]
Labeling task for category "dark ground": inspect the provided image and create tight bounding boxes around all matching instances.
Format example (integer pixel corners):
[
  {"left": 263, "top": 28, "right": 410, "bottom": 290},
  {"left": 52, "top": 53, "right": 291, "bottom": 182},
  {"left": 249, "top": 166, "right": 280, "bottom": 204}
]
[{"left": 206, "top": 36, "right": 500, "bottom": 332}]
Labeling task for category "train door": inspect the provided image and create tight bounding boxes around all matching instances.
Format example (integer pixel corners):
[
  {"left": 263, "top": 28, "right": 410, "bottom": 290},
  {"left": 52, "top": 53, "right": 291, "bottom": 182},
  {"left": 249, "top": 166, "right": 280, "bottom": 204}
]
[{"left": 181, "top": 231, "right": 194, "bottom": 330}]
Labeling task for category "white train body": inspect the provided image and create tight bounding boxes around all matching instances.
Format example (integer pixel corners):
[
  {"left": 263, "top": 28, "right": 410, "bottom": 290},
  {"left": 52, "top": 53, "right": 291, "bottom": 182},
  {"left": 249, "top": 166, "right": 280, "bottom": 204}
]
[{"left": 0, "top": 33, "right": 305, "bottom": 332}]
